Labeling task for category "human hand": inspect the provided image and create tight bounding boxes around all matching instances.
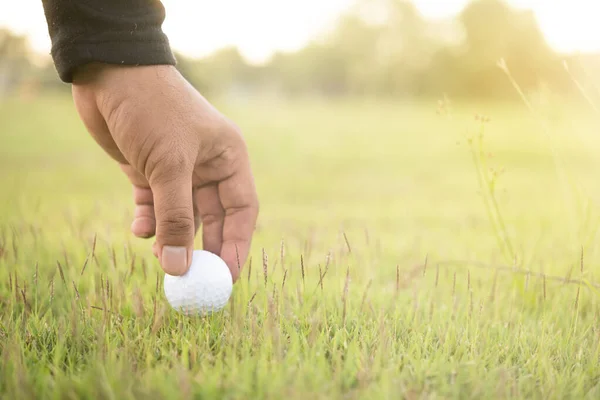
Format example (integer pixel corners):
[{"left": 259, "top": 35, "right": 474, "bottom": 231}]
[{"left": 70, "top": 63, "right": 259, "bottom": 282}]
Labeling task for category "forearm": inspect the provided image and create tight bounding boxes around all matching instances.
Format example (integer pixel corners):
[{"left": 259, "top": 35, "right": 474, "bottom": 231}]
[{"left": 41, "top": 0, "right": 176, "bottom": 83}]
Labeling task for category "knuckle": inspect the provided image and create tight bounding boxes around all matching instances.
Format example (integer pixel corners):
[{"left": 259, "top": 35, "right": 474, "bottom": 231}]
[
  {"left": 147, "top": 146, "right": 192, "bottom": 184},
  {"left": 159, "top": 207, "right": 195, "bottom": 234},
  {"left": 226, "top": 120, "right": 243, "bottom": 137},
  {"left": 222, "top": 119, "right": 248, "bottom": 151},
  {"left": 200, "top": 211, "right": 225, "bottom": 226},
  {"left": 220, "top": 140, "right": 249, "bottom": 173}
]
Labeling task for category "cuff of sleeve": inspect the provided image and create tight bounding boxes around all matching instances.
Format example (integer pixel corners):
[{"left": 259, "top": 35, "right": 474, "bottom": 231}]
[{"left": 51, "top": 39, "right": 177, "bottom": 83}]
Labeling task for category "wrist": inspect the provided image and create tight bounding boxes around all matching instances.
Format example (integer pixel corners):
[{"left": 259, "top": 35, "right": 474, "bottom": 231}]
[
  {"left": 71, "top": 63, "right": 110, "bottom": 85},
  {"left": 73, "top": 63, "right": 178, "bottom": 85}
]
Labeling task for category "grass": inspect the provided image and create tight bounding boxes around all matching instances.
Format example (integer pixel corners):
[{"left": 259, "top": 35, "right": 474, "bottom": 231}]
[{"left": 1, "top": 86, "right": 600, "bottom": 399}]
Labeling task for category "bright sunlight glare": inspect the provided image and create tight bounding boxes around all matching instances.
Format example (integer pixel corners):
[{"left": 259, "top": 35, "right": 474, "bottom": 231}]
[{"left": 0, "top": 0, "right": 599, "bottom": 63}]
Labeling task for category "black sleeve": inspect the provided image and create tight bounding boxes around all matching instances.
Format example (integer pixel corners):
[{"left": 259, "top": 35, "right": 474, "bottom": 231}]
[{"left": 41, "top": 0, "right": 177, "bottom": 83}]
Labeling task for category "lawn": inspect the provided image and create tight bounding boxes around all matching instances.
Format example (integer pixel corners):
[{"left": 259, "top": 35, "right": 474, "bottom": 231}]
[{"left": 0, "top": 90, "right": 599, "bottom": 399}]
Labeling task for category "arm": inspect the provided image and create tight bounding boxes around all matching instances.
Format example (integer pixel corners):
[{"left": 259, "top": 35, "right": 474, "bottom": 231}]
[
  {"left": 40, "top": 0, "right": 259, "bottom": 280},
  {"left": 41, "top": 0, "right": 176, "bottom": 82}
]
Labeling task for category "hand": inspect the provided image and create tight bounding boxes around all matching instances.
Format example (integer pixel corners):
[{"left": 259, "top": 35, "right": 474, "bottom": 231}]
[{"left": 70, "top": 63, "right": 259, "bottom": 282}]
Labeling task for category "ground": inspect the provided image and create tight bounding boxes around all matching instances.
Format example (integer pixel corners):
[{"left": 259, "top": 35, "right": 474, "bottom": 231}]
[{"left": 0, "top": 92, "right": 599, "bottom": 399}]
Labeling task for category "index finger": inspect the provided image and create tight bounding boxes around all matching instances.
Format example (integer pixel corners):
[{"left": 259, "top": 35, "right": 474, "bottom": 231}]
[{"left": 218, "top": 151, "right": 259, "bottom": 282}]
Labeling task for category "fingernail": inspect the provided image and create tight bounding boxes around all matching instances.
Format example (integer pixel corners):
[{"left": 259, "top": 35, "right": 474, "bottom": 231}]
[{"left": 162, "top": 246, "right": 188, "bottom": 275}]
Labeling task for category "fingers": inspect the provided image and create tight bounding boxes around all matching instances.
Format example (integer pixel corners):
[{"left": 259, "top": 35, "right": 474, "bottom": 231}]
[
  {"left": 149, "top": 166, "right": 195, "bottom": 276},
  {"left": 131, "top": 185, "right": 155, "bottom": 238},
  {"left": 121, "top": 164, "right": 156, "bottom": 238},
  {"left": 195, "top": 184, "right": 225, "bottom": 255},
  {"left": 217, "top": 152, "right": 259, "bottom": 282},
  {"left": 121, "top": 163, "right": 202, "bottom": 271},
  {"left": 192, "top": 190, "right": 201, "bottom": 235},
  {"left": 132, "top": 203, "right": 155, "bottom": 238}
]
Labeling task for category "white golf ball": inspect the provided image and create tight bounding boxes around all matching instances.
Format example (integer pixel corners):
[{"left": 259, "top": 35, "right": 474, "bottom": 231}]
[{"left": 163, "top": 250, "right": 233, "bottom": 316}]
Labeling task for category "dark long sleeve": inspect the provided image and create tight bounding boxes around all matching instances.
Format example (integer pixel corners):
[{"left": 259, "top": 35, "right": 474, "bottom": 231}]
[{"left": 41, "top": 0, "right": 177, "bottom": 83}]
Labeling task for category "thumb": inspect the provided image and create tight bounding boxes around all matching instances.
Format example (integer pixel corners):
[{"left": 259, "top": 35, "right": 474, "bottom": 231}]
[{"left": 149, "top": 166, "right": 195, "bottom": 276}]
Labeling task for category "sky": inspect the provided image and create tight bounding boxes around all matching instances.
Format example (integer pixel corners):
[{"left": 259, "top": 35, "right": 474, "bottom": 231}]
[{"left": 1, "top": 0, "right": 599, "bottom": 64}]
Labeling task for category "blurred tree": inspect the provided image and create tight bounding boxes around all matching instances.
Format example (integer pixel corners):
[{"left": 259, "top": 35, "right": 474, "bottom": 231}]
[
  {"left": 0, "top": 0, "right": 579, "bottom": 101},
  {"left": 446, "top": 0, "right": 567, "bottom": 98},
  {"left": 370, "top": 0, "right": 440, "bottom": 95},
  {"left": 0, "top": 29, "right": 35, "bottom": 97},
  {"left": 314, "top": 14, "right": 379, "bottom": 95},
  {"left": 264, "top": 0, "right": 436, "bottom": 97},
  {"left": 176, "top": 47, "right": 264, "bottom": 98},
  {"left": 266, "top": 44, "right": 349, "bottom": 96}
]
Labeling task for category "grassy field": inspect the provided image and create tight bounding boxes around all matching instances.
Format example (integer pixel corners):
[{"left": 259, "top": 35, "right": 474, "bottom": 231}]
[{"left": 1, "top": 89, "right": 600, "bottom": 399}]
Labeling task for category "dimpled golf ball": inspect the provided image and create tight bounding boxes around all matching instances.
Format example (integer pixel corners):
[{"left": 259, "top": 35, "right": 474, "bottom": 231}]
[{"left": 163, "top": 250, "right": 233, "bottom": 316}]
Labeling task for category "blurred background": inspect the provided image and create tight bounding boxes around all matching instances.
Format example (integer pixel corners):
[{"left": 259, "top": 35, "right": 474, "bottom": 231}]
[
  {"left": 2, "top": 0, "right": 600, "bottom": 270},
  {"left": 1, "top": 0, "right": 600, "bottom": 102},
  {"left": 3, "top": 3, "right": 600, "bottom": 396}
]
